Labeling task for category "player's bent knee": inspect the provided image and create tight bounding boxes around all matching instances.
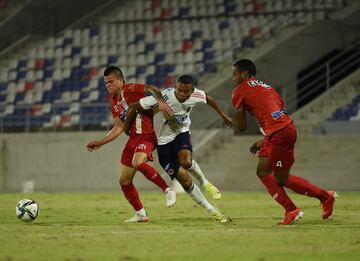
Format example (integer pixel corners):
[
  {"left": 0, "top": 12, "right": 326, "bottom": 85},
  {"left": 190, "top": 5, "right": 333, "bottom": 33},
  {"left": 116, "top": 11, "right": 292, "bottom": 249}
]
[
  {"left": 256, "top": 170, "right": 268, "bottom": 178},
  {"left": 274, "top": 176, "right": 287, "bottom": 186},
  {"left": 180, "top": 161, "right": 192, "bottom": 170},
  {"left": 131, "top": 160, "right": 141, "bottom": 169},
  {"left": 181, "top": 179, "right": 193, "bottom": 190},
  {"left": 119, "top": 176, "right": 132, "bottom": 186}
]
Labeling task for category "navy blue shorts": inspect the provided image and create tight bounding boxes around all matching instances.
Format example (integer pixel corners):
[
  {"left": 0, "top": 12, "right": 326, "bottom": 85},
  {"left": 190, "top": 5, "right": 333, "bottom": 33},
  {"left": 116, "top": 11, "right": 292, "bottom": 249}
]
[{"left": 157, "top": 131, "right": 193, "bottom": 180}]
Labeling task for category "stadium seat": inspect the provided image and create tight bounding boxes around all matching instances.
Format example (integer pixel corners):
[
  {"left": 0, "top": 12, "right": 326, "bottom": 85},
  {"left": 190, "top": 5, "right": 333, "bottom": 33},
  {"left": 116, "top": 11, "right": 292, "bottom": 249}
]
[{"left": 0, "top": 0, "right": 347, "bottom": 131}]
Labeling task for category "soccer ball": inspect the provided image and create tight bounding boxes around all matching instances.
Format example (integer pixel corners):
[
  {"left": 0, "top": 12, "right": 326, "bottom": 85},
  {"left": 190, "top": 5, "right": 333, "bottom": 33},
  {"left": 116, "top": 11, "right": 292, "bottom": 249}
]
[{"left": 16, "top": 199, "right": 39, "bottom": 222}]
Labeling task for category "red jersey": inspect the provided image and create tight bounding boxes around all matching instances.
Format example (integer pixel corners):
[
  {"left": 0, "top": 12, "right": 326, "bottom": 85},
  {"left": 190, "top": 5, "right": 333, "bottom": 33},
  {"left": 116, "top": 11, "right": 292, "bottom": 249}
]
[
  {"left": 109, "top": 94, "right": 125, "bottom": 120},
  {"left": 121, "top": 83, "right": 155, "bottom": 135},
  {"left": 231, "top": 77, "right": 292, "bottom": 136}
]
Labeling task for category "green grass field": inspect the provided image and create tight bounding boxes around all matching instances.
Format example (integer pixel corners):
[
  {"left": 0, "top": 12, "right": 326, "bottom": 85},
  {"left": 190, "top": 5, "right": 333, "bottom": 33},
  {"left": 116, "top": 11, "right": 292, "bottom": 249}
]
[{"left": 1, "top": 192, "right": 359, "bottom": 261}]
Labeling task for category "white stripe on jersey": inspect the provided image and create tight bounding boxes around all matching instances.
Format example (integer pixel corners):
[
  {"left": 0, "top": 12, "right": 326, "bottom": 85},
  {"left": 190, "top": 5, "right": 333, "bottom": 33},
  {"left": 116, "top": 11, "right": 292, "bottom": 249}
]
[
  {"left": 135, "top": 113, "right": 142, "bottom": 134},
  {"left": 140, "top": 87, "right": 207, "bottom": 145}
]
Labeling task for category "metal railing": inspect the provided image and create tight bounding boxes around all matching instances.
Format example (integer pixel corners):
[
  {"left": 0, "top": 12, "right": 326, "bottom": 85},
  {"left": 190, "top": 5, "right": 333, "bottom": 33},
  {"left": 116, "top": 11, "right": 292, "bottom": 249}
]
[{"left": 286, "top": 40, "right": 360, "bottom": 112}]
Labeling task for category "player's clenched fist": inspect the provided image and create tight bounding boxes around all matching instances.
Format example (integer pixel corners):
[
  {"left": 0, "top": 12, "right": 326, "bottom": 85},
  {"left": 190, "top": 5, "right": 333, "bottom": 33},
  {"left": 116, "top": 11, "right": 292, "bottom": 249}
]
[{"left": 86, "top": 141, "right": 103, "bottom": 152}]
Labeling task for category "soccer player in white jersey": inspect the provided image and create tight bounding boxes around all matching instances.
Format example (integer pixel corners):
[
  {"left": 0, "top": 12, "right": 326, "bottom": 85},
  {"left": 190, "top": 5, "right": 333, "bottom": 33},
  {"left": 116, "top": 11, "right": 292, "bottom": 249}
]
[{"left": 123, "top": 75, "right": 233, "bottom": 222}]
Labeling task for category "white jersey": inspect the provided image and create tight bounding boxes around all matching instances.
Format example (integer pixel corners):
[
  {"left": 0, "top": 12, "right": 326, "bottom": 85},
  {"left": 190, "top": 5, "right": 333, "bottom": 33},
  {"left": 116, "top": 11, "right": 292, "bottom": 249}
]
[{"left": 140, "top": 87, "right": 207, "bottom": 145}]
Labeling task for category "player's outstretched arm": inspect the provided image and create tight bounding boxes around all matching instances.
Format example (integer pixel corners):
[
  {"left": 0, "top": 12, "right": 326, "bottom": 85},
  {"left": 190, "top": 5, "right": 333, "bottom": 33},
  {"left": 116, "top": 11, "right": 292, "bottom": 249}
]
[
  {"left": 205, "top": 94, "right": 233, "bottom": 127},
  {"left": 86, "top": 117, "right": 124, "bottom": 152},
  {"left": 145, "top": 85, "right": 173, "bottom": 118},
  {"left": 234, "top": 106, "right": 247, "bottom": 131}
]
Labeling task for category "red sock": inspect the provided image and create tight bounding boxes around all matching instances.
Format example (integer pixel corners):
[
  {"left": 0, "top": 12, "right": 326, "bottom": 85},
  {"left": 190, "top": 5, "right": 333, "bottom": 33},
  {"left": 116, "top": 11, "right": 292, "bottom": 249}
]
[
  {"left": 137, "top": 162, "right": 168, "bottom": 192},
  {"left": 285, "top": 175, "right": 329, "bottom": 201},
  {"left": 260, "top": 174, "right": 297, "bottom": 211},
  {"left": 120, "top": 183, "right": 143, "bottom": 211}
]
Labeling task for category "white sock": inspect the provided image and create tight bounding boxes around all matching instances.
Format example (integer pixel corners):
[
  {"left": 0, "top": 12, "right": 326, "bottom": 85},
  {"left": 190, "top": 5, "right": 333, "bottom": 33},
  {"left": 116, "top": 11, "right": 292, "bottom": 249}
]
[
  {"left": 188, "top": 160, "right": 209, "bottom": 186},
  {"left": 136, "top": 208, "right": 147, "bottom": 216},
  {"left": 185, "top": 183, "right": 215, "bottom": 213}
]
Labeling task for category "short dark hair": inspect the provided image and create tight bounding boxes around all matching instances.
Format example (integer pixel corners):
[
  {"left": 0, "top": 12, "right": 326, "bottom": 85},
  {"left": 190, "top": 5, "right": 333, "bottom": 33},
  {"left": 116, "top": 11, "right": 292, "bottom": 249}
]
[
  {"left": 233, "top": 59, "right": 256, "bottom": 76},
  {"left": 104, "top": 65, "right": 124, "bottom": 80},
  {"left": 177, "top": 74, "right": 195, "bottom": 85}
]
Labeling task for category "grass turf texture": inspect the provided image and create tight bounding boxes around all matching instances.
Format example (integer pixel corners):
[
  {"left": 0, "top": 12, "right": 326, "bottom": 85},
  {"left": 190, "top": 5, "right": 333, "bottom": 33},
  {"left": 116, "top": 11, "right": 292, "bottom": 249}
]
[{"left": 0, "top": 192, "right": 359, "bottom": 261}]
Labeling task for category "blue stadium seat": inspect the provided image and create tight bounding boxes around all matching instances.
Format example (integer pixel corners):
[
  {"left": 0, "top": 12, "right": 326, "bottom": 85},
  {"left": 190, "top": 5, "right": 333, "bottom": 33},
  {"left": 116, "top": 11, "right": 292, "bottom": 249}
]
[
  {"left": 90, "top": 28, "right": 99, "bottom": 37},
  {"left": 145, "top": 43, "right": 155, "bottom": 53},
  {"left": 42, "top": 91, "right": 54, "bottom": 103},
  {"left": 136, "top": 66, "right": 146, "bottom": 76},
  {"left": 204, "top": 63, "right": 217, "bottom": 73},
  {"left": 107, "top": 55, "right": 117, "bottom": 64},
  {"left": 146, "top": 75, "right": 157, "bottom": 85},
  {"left": 44, "top": 69, "right": 53, "bottom": 79},
  {"left": 63, "top": 37, "right": 73, "bottom": 46},
  {"left": 30, "top": 116, "right": 44, "bottom": 128},
  {"left": 71, "top": 47, "right": 82, "bottom": 56},
  {"left": 55, "top": 105, "right": 70, "bottom": 114},
  {"left": 224, "top": 3, "right": 236, "bottom": 14},
  {"left": 80, "top": 80, "right": 89, "bottom": 89},
  {"left": 0, "top": 83, "right": 6, "bottom": 92},
  {"left": 242, "top": 36, "right": 255, "bottom": 48},
  {"left": 80, "top": 57, "right": 91, "bottom": 67},
  {"left": 155, "top": 65, "right": 166, "bottom": 76},
  {"left": 178, "top": 7, "right": 190, "bottom": 17},
  {"left": 52, "top": 81, "right": 62, "bottom": 92},
  {"left": 203, "top": 51, "right": 215, "bottom": 62},
  {"left": 164, "top": 64, "right": 175, "bottom": 74},
  {"left": 18, "top": 60, "right": 27, "bottom": 69},
  {"left": 191, "top": 30, "right": 202, "bottom": 39},
  {"left": 44, "top": 59, "right": 54, "bottom": 68},
  {"left": 202, "top": 40, "right": 213, "bottom": 50},
  {"left": 330, "top": 106, "right": 358, "bottom": 121},
  {"left": 80, "top": 91, "right": 90, "bottom": 101},
  {"left": 219, "top": 20, "right": 230, "bottom": 30},
  {"left": 15, "top": 93, "right": 25, "bottom": 103},
  {"left": 154, "top": 53, "right": 166, "bottom": 64},
  {"left": 135, "top": 33, "right": 145, "bottom": 43},
  {"left": 17, "top": 71, "right": 26, "bottom": 80},
  {"left": 13, "top": 108, "right": 27, "bottom": 115},
  {"left": 350, "top": 94, "right": 360, "bottom": 106}
]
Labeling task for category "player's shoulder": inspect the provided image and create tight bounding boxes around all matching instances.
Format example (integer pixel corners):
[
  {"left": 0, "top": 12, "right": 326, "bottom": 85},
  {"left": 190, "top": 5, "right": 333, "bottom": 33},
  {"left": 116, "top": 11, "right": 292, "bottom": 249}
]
[
  {"left": 123, "top": 83, "right": 144, "bottom": 92},
  {"left": 245, "top": 78, "right": 272, "bottom": 89},
  {"left": 161, "top": 87, "right": 175, "bottom": 101},
  {"left": 191, "top": 88, "right": 206, "bottom": 100},
  {"left": 162, "top": 87, "right": 175, "bottom": 94}
]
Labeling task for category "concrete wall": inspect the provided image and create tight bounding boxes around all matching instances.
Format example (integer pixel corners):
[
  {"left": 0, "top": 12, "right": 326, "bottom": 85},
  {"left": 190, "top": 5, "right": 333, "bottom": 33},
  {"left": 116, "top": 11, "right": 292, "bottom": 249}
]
[
  {"left": 0, "top": 132, "right": 126, "bottom": 192},
  {"left": 1, "top": 131, "right": 359, "bottom": 192},
  {"left": 199, "top": 134, "right": 360, "bottom": 191},
  {"left": 0, "top": 130, "right": 212, "bottom": 192}
]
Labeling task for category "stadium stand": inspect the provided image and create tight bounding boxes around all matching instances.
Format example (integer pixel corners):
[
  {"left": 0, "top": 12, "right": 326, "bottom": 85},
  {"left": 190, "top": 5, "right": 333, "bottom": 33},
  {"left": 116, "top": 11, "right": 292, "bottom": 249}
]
[
  {"left": 0, "top": 0, "right": 351, "bottom": 132},
  {"left": 291, "top": 68, "right": 360, "bottom": 134}
]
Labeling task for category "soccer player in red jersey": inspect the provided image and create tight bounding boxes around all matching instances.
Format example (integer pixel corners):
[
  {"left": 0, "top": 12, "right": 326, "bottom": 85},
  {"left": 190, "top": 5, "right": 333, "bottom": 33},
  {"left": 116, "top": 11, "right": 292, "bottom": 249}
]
[
  {"left": 231, "top": 59, "right": 337, "bottom": 225},
  {"left": 86, "top": 65, "right": 176, "bottom": 223}
]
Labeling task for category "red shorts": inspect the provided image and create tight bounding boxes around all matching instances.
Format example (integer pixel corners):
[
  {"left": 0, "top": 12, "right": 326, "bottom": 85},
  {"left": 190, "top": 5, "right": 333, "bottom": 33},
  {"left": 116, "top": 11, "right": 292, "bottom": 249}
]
[
  {"left": 258, "top": 122, "right": 297, "bottom": 171},
  {"left": 120, "top": 133, "right": 157, "bottom": 167}
]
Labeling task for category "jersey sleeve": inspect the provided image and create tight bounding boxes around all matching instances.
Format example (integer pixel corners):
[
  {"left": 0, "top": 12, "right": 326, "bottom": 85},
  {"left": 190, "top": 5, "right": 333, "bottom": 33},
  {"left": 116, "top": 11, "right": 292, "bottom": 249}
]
[
  {"left": 140, "top": 95, "right": 158, "bottom": 110},
  {"left": 132, "top": 83, "right": 145, "bottom": 94},
  {"left": 122, "top": 83, "right": 146, "bottom": 105},
  {"left": 232, "top": 88, "right": 244, "bottom": 109},
  {"left": 190, "top": 88, "right": 207, "bottom": 104}
]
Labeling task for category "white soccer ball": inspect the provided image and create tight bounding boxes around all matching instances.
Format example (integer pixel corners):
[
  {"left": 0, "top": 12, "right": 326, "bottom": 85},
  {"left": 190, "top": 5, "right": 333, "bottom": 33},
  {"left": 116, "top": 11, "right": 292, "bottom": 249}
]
[{"left": 16, "top": 199, "right": 39, "bottom": 222}]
